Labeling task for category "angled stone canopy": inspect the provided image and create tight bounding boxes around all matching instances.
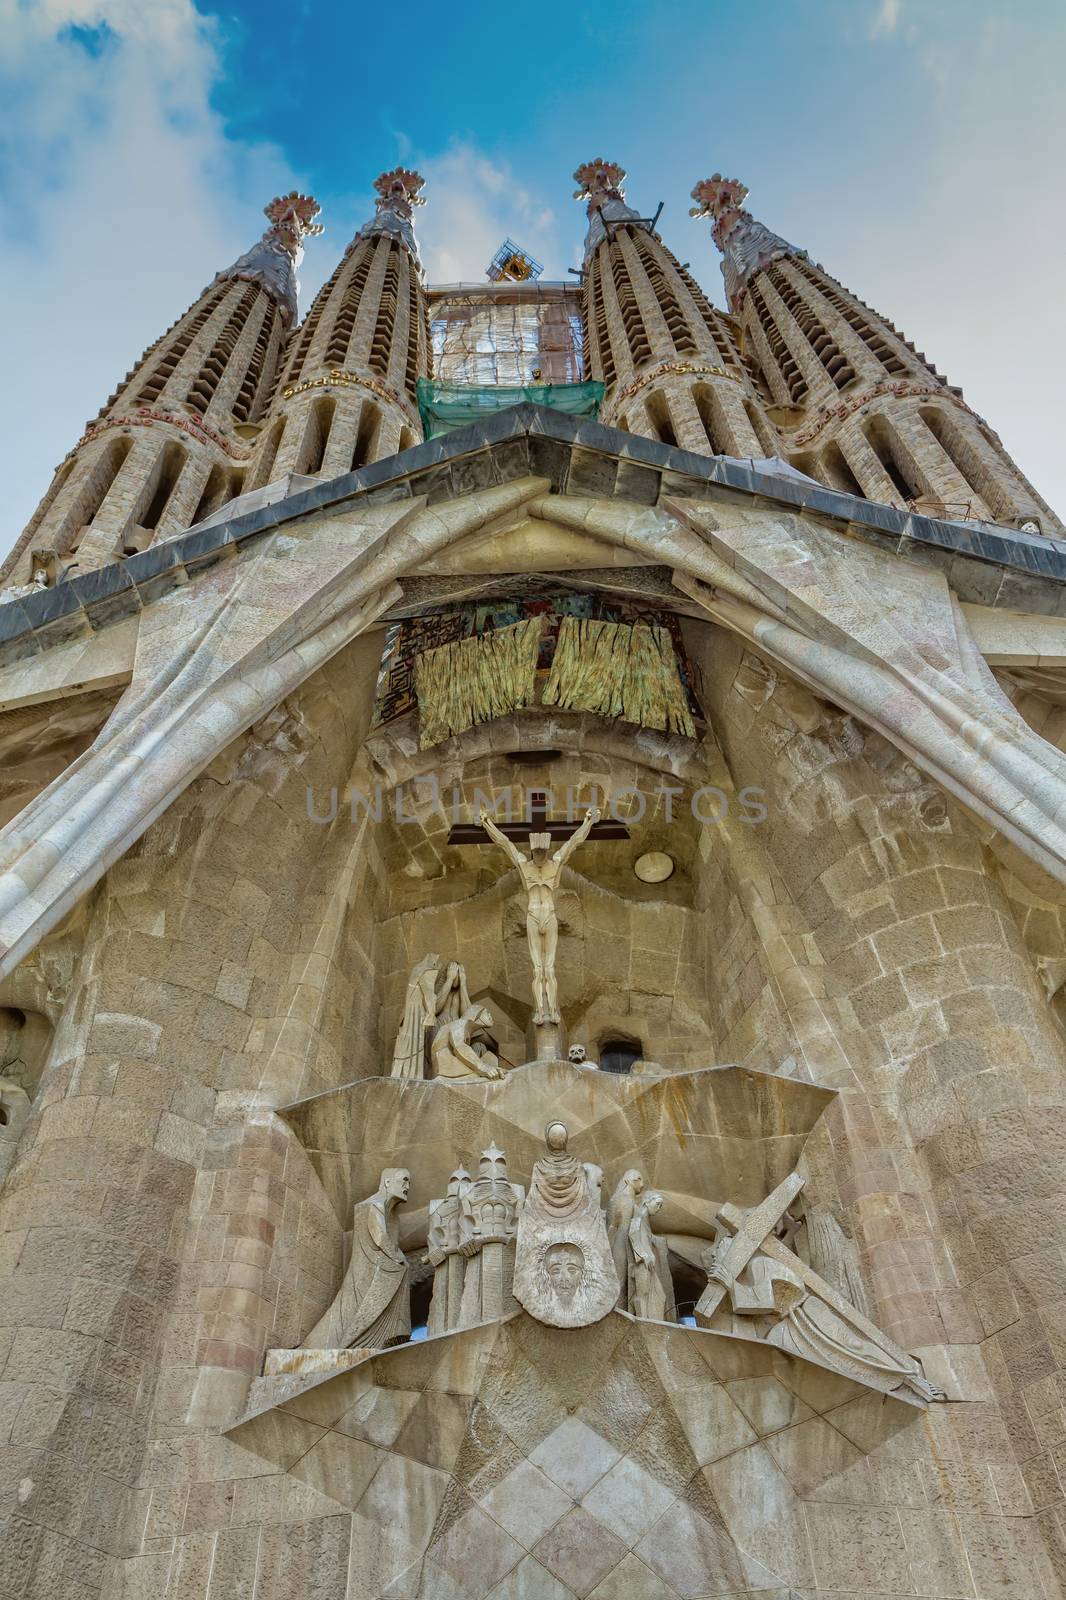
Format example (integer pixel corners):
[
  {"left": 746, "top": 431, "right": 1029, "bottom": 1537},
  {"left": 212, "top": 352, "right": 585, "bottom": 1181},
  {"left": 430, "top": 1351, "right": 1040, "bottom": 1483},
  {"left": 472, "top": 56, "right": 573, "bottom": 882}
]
[
  {"left": 280, "top": 1061, "right": 835, "bottom": 1238},
  {"left": 4, "top": 406, "right": 1066, "bottom": 976}
]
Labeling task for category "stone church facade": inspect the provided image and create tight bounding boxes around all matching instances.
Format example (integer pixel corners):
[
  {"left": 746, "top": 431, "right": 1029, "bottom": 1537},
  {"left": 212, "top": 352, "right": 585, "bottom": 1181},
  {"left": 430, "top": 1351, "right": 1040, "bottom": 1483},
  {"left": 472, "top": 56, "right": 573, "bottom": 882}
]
[{"left": 2, "top": 159, "right": 1066, "bottom": 1598}]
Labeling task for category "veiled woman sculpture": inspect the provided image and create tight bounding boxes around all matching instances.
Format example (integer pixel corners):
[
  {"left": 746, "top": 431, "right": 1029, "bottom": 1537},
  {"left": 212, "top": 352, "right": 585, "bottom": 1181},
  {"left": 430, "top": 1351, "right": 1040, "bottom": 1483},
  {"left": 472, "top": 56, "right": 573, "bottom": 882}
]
[
  {"left": 513, "top": 1121, "right": 618, "bottom": 1328},
  {"left": 626, "top": 1190, "right": 676, "bottom": 1322},
  {"left": 390, "top": 955, "right": 473, "bottom": 1079}
]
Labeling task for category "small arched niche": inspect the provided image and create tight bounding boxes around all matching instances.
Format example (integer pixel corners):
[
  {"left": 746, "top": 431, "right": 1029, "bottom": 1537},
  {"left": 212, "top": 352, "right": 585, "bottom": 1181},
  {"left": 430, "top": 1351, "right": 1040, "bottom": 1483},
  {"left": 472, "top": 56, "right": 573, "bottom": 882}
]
[{"left": 598, "top": 1035, "right": 642, "bottom": 1075}]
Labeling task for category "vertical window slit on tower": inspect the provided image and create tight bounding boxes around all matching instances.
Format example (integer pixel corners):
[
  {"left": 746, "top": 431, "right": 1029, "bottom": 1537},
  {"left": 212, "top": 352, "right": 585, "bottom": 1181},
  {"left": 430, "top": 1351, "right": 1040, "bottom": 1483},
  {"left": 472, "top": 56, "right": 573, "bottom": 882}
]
[
  {"left": 285, "top": 261, "right": 342, "bottom": 382},
  {"left": 233, "top": 304, "right": 277, "bottom": 424},
  {"left": 300, "top": 396, "right": 336, "bottom": 476},
  {"left": 138, "top": 442, "right": 188, "bottom": 532},
  {"left": 610, "top": 247, "right": 652, "bottom": 367},
  {"left": 791, "top": 260, "right": 908, "bottom": 376},
  {"left": 747, "top": 283, "right": 807, "bottom": 404},
  {"left": 863, "top": 417, "right": 920, "bottom": 503},
  {"left": 404, "top": 269, "right": 423, "bottom": 397},
  {"left": 585, "top": 256, "right": 616, "bottom": 387},
  {"left": 370, "top": 244, "right": 401, "bottom": 377},
  {"left": 743, "top": 400, "right": 777, "bottom": 456},
  {"left": 252, "top": 419, "right": 284, "bottom": 489},
  {"left": 820, "top": 441, "right": 864, "bottom": 498},
  {"left": 630, "top": 234, "right": 697, "bottom": 356},
  {"left": 919, "top": 406, "right": 994, "bottom": 514},
  {"left": 693, "top": 385, "right": 727, "bottom": 455},
  {"left": 325, "top": 249, "right": 373, "bottom": 370},
  {"left": 676, "top": 262, "right": 729, "bottom": 356},
  {"left": 134, "top": 284, "right": 228, "bottom": 405},
  {"left": 765, "top": 266, "right": 855, "bottom": 391},
  {"left": 190, "top": 464, "right": 228, "bottom": 527},
  {"left": 186, "top": 285, "right": 258, "bottom": 416},
  {"left": 65, "top": 434, "right": 135, "bottom": 550},
  {"left": 352, "top": 402, "right": 381, "bottom": 470},
  {"left": 645, "top": 390, "right": 677, "bottom": 447}
]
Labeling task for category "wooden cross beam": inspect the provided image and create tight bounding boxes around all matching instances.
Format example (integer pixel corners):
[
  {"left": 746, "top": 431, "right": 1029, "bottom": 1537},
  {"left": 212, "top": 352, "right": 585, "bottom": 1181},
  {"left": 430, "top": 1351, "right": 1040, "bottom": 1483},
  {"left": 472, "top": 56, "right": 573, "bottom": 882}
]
[{"left": 448, "top": 789, "right": 629, "bottom": 845}]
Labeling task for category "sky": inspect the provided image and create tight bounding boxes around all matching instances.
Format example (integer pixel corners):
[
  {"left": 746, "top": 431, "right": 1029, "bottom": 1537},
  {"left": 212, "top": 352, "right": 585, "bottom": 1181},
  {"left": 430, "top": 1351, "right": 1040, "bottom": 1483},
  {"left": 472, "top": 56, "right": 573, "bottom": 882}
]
[{"left": 2, "top": 0, "right": 1065, "bottom": 559}]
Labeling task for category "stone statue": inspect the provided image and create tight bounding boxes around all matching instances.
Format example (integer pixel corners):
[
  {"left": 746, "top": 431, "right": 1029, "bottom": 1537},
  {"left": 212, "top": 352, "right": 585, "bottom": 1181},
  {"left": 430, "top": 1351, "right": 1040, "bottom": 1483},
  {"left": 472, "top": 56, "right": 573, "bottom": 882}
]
[
  {"left": 426, "top": 1166, "right": 471, "bottom": 1337},
  {"left": 479, "top": 807, "right": 600, "bottom": 1024},
  {"left": 626, "top": 1191, "right": 676, "bottom": 1322},
  {"left": 513, "top": 1120, "right": 619, "bottom": 1328},
  {"left": 606, "top": 1168, "right": 644, "bottom": 1303},
  {"left": 431, "top": 1004, "right": 501, "bottom": 1081},
  {"left": 457, "top": 1145, "right": 524, "bottom": 1326},
  {"left": 696, "top": 1178, "right": 944, "bottom": 1405},
  {"left": 390, "top": 955, "right": 474, "bottom": 1078},
  {"left": 567, "top": 1043, "right": 595, "bottom": 1069},
  {"left": 304, "top": 1169, "right": 411, "bottom": 1350}
]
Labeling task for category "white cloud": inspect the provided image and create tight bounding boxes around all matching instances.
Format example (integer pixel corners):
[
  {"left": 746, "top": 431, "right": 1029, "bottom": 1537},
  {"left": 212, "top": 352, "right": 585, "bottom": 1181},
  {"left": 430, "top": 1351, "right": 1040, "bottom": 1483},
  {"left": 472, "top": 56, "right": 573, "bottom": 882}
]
[
  {"left": 414, "top": 143, "right": 565, "bottom": 284},
  {"left": 870, "top": 0, "right": 901, "bottom": 39},
  {"left": 0, "top": 0, "right": 301, "bottom": 561}
]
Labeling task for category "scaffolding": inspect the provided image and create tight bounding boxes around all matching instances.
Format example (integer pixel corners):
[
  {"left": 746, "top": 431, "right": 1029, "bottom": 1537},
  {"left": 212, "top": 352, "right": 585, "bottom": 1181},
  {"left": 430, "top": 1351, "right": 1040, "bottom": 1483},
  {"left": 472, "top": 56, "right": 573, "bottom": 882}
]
[
  {"left": 427, "top": 281, "right": 585, "bottom": 388},
  {"left": 486, "top": 239, "right": 543, "bottom": 283}
]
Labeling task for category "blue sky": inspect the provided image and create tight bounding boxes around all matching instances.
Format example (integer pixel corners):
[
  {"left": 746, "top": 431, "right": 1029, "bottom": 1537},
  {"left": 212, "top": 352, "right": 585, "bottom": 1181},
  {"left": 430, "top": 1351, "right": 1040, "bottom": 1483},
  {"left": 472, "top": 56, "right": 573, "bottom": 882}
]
[{"left": 3, "top": 0, "right": 1065, "bottom": 552}]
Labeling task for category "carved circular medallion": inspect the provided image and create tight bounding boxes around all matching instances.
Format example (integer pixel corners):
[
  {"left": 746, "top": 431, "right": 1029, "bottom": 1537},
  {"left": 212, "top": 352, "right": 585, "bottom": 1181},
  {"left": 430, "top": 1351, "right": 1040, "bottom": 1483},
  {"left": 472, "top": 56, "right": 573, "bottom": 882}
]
[{"left": 634, "top": 851, "right": 674, "bottom": 883}]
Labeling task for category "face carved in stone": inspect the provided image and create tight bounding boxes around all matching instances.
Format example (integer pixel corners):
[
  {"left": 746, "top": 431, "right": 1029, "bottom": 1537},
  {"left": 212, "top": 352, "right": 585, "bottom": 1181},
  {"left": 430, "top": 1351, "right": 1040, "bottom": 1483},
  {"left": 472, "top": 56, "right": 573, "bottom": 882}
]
[
  {"left": 544, "top": 1242, "right": 584, "bottom": 1300},
  {"left": 545, "top": 1121, "right": 569, "bottom": 1154},
  {"left": 382, "top": 1168, "right": 410, "bottom": 1203}
]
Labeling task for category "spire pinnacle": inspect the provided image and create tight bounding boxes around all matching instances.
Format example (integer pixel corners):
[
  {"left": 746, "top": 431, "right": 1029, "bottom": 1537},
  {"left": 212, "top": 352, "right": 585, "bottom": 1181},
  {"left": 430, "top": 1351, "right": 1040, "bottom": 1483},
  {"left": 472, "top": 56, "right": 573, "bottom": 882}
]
[
  {"left": 355, "top": 167, "right": 427, "bottom": 268},
  {"left": 690, "top": 173, "right": 804, "bottom": 311},
  {"left": 216, "top": 191, "right": 324, "bottom": 326},
  {"left": 573, "top": 158, "right": 642, "bottom": 262}
]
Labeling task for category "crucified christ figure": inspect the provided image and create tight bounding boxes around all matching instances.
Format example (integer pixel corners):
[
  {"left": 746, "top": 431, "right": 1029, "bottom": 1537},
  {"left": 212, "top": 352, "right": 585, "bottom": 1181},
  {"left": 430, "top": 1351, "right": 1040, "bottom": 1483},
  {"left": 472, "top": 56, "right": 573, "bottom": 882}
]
[{"left": 479, "top": 807, "right": 600, "bottom": 1024}]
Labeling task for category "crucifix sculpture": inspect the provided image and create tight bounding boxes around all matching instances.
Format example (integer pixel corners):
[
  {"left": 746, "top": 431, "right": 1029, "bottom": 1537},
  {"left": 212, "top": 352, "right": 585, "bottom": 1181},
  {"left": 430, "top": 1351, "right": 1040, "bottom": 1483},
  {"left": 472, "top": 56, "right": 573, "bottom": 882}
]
[
  {"left": 450, "top": 790, "right": 628, "bottom": 1059},
  {"left": 479, "top": 806, "right": 600, "bottom": 1027}
]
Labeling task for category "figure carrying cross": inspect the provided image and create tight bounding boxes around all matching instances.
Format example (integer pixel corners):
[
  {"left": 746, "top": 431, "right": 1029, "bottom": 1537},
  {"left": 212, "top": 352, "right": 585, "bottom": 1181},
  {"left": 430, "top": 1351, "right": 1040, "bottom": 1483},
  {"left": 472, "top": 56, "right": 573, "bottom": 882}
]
[{"left": 479, "top": 806, "right": 600, "bottom": 1026}]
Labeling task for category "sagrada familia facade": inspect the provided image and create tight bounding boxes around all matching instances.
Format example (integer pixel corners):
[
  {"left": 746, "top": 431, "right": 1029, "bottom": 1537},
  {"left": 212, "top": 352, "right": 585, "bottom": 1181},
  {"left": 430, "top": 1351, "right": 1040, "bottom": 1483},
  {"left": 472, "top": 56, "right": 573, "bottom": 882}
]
[{"left": 2, "top": 156, "right": 1066, "bottom": 1598}]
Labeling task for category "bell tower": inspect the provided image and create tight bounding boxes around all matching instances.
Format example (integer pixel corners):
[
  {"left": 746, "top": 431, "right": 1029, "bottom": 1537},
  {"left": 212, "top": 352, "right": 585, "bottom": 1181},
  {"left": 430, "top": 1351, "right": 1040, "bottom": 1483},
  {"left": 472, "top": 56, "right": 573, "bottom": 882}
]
[
  {"left": 247, "top": 168, "right": 430, "bottom": 489},
  {"left": 690, "top": 173, "right": 1063, "bottom": 531},
  {"left": 3, "top": 193, "right": 323, "bottom": 581},
  {"left": 574, "top": 158, "right": 770, "bottom": 458}
]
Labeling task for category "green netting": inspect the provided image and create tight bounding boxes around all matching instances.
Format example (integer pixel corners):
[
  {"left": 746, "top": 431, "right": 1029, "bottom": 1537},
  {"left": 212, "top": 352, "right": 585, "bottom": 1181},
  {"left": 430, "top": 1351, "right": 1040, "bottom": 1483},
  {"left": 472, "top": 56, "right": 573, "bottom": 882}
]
[{"left": 416, "top": 378, "right": 604, "bottom": 440}]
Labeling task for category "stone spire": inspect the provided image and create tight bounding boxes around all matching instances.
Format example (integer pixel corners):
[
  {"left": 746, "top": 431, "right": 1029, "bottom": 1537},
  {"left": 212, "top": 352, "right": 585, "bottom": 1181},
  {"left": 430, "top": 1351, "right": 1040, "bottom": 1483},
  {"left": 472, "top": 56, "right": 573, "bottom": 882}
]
[
  {"left": 244, "top": 169, "right": 430, "bottom": 488},
  {"left": 689, "top": 172, "right": 1062, "bottom": 532},
  {"left": 689, "top": 174, "right": 804, "bottom": 313},
  {"left": 215, "top": 192, "right": 324, "bottom": 327},
  {"left": 573, "top": 159, "right": 643, "bottom": 263},
  {"left": 573, "top": 158, "right": 769, "bottom": 460},
  {"left": 1, "top": 194, "right": 324, "bottom": 582}
]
